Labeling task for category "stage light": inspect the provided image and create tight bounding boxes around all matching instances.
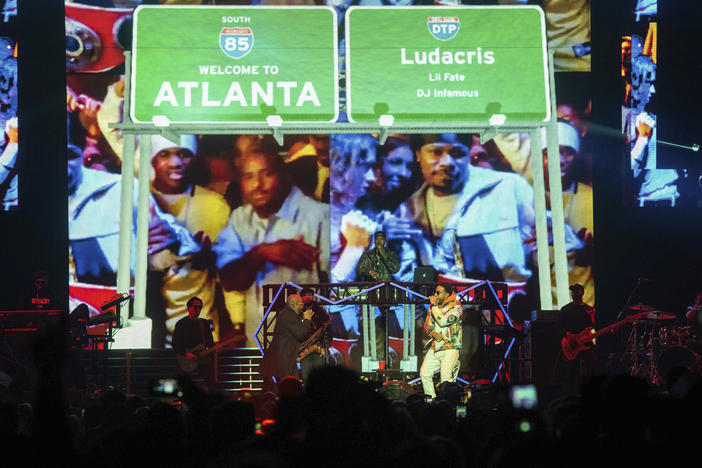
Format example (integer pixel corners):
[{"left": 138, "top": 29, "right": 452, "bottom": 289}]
[{"left": 658, "top": 139, "right": 699, "bottom": 151}]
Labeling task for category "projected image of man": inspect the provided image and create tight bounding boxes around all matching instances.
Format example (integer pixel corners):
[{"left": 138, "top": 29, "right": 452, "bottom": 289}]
[
  {"left": 67, "top": 140, "right": 198, "bottom": 288},
  {"left": 215, "top": 136, "right": 329, "bottom": 346},
  {"left": 396, "top": 133, "right": 534, "bottom": 283},
  {"left": 393, "top": 133, "right": 471, "bottom": 281},
  {"left": 624, "top": 48, "right": 679, "bottom": 204},
  {"left": 0, "top": 116, "right": 17, "bottom": 211},
  {"left": 148, "top": 134, "right": 234, "bottom": 345},
  {"left": 356, "top": 135, "right": 419, "bottom": 218}
]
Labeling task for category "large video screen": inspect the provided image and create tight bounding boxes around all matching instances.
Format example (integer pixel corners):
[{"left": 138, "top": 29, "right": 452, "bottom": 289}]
[
  {"left": 620, "top": 4, "right": 673, "bottom": 206},
  {"left": 622, "top": 1, "right": 702, "bottom": 207},
  {"left": 0, "top": 0, "right": 17, "bottom": 212},
  {"left": 66, "top": 1, "right": 594, "bottom": 361}
]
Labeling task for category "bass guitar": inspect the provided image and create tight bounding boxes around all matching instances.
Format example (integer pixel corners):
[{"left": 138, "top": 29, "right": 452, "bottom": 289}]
[
  {"left": 561, "top": 312, "right": 644, "bottom": 361},
  {"left": 177, "top": 334, "right": 244, "bottom": 373}
]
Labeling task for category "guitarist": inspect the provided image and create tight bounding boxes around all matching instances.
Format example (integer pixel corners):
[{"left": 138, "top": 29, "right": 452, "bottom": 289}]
[
  {"left": 172, "top": 296, "right": 216, "bottom": 390},
  {"left": 557, "top": 283, "right": 598, "bottom": 396}
]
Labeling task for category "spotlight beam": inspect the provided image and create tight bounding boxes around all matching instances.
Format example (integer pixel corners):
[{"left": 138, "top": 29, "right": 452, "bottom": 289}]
[
  {"left": 657, "top": 140, "right": 699, "bottom": 152},
  {"left": 579, "top": 121, "right": 699, "bottom": 152}
]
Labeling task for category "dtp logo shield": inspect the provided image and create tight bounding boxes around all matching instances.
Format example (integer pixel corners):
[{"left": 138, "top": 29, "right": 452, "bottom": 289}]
[
  {"left": 220, "top": 27, "right": 254, "bottom": 59},
  {"left": 427, "top": 17, "right": 460, "bottom": 41}
]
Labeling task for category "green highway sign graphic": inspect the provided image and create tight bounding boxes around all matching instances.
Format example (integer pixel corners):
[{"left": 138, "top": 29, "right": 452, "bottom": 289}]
[
  {"left": 345, "top": 6, "right": 550, "bottom": 123},
  {"left": 131, "top": 6, "right": 338, "bottom": 124}
]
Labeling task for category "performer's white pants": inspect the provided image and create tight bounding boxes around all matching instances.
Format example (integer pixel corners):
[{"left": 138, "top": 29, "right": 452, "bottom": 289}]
[{"left": 420, "top": 348, "right": 460, "bottom": 398}]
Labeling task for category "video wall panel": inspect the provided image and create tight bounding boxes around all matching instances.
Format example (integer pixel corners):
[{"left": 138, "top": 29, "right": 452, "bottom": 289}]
[
  {"left": 65, "top": 1, "right": 594, "bottom": 363},
  {"left": 622, "top": 1, "right": 702, "bottom": 207},
  {"left": 0, "top": 0, "right": 17, "bottom": 212}
]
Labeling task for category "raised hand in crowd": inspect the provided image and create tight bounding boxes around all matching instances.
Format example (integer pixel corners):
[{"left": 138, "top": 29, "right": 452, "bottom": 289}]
[
  {"left": 5, "top": 116, "right": 17, "bottom": 143},
  {"left": 342, "top": 222, "right": 372, "bottom": 249},
  {"left": 66, "top": 85, "right": 102, "bottom": 138},
  {"left": 635, "top": 111, "right": 655, "bottom": 139},
  {"left": 147, "top": 207, "right": 177, "bottom": 255}
]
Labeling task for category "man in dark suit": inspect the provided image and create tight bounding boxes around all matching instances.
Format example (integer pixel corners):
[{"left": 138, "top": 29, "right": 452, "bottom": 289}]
[{"left": 263, "top": 294, "right": 314, "bottom": 382}]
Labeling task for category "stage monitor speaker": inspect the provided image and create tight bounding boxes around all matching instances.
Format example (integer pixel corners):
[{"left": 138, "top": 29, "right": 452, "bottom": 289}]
[
  {"left": 414, "top": 266, "right": 437, "bottom": 282},
  {"left": 377, "top": 379, "right": 415, "bottom": 401},
  {"left": 529, "top": 320, "right": 562, "bottom": 385}
]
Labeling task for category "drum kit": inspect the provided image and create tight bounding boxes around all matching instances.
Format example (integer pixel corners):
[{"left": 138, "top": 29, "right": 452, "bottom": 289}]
[{"left": 625, "top": 304, "right": 702, "bottom": 386}]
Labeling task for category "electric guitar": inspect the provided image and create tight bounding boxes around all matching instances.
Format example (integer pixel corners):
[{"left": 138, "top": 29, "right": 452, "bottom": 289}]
[
  {"left": 177, "top": 334, "right": 244, "bottom": 373},
  {"left": 561, "top": 312, "right": 644, "bottom": 361}
]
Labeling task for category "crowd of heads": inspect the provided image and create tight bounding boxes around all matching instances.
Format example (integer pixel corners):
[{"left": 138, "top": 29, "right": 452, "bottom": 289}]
[{"left": 3, "top": 355, "right": 702, "bottom": 467}]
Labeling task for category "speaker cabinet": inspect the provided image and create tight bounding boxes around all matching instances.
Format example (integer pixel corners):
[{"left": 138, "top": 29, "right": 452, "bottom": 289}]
[{"left": 528, "top": 320, "right": 562, "bottom": 385}]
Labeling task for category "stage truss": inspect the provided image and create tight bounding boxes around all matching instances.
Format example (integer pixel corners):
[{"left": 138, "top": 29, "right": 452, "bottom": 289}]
[{"left": 257, "top": 280, "right": 521, "bottom": 384}]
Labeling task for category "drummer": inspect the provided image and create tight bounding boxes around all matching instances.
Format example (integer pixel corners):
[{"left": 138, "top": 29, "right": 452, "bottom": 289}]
[{"left": 685, "top": 291, "right": 702, "bottom": 333}]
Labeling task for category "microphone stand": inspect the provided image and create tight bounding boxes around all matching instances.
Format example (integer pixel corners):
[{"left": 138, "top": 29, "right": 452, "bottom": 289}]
[
  {"left": 616, "top": 278, "right": 644, "bottom": 321},
  {"left": 616, "top": 278, "right": 645, "bottom": 372}
]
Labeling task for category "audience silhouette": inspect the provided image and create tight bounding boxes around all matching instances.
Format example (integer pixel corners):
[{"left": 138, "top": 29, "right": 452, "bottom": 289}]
[{"left": 1, "top": 324, "right": 700, "bottom": 467}]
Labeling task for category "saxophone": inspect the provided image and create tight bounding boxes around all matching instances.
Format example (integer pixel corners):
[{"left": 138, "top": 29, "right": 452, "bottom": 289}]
[{"left": 296, "top": 310, "right": 332, "bottom": 362}]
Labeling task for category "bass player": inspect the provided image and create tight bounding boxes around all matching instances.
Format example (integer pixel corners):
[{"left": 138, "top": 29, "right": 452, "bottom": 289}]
[{"left": 557, "top": 283, "right": 598, "bottom": 396}]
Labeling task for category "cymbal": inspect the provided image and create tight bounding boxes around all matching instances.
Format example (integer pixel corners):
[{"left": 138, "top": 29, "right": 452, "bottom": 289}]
[
  {"left": 628, "top": 304, "right": 655, "bottom": 311},
  {"left": 641, "top": 311, "right": 676, "bottom": 321}
]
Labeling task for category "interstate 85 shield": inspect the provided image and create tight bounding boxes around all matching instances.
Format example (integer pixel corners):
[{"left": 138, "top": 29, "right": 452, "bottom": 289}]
[{"left": 219, "top": 27, "right": 254, "bottom": 59}]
